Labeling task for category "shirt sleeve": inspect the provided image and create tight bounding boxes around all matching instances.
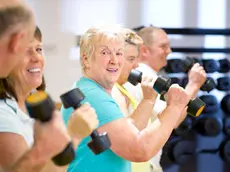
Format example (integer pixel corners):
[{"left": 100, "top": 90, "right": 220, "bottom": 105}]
[
  {"left": 61, "top": 90, "right": 124, "bottom": 128},
  {"left": 0, "top": 106, "right": 23, "bottom": 135}
]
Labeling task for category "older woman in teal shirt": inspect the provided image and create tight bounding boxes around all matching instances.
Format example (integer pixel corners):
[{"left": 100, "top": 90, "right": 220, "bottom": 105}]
[{"left": 62, "top": 25, "right": 191, "bottom": 172}]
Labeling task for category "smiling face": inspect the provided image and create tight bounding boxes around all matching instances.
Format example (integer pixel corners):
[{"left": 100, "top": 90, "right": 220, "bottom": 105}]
[
  {"left": 84, "top": 39, "right": 125, "bottom": 90},
  {"left": 10, "top": 37, "right": 44, "bottom": 93},
  {"left": 117, "top": 44, "right": 139, "bottom": 85}
]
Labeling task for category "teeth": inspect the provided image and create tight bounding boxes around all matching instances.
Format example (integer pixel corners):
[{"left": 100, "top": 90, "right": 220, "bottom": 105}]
[
  {"left": 28, "top": 68, "right": 41, "bottom": 73},
  {"left": 107, "top": 69, "right": 117, "bottom": 72}
]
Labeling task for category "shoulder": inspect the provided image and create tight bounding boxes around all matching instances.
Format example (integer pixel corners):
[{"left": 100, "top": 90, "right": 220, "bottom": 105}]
[{"left": 0, "top": 98, "right": 23, "bottom": 134}]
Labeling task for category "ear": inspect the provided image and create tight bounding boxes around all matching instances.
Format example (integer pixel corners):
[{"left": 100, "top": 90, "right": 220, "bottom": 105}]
[
  {"left": 140, "top": 45, "right": 149, "bottom": 57},
  {"left": 8, "top": 31, "right": 25, "bottom": 54},
  {"left": 82, "top": 53, "right": 90, "bottom": 68}
]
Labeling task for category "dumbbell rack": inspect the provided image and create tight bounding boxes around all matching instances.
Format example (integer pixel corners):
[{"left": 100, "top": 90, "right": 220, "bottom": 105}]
[{"left": 159, "top": 28, "right": 230, "bottom": 172}]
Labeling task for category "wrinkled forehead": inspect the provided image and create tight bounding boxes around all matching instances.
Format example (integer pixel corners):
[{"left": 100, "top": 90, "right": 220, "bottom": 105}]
[{"left": 94, "top": 37, "right": 125, "bottom": 51}]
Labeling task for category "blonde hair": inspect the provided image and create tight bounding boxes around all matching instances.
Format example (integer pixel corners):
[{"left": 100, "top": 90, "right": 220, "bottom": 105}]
[
  {"left": 79, "top": 25, "right": 125, "bottom": 73},
  {"left": 122, "top": 28, "right": 143, "bottom": 57},
  {"left": 123, "top": 28, "right": 143, "bottom": 46}
]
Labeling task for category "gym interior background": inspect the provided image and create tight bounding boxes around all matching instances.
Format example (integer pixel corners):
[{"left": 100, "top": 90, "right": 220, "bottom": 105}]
[{"left": 26, "top": 0, "right": 230, "bottom": 171}]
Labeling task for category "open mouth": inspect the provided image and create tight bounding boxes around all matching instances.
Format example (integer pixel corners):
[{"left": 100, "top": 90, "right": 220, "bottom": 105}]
[
  {"left": 106, "top": 68, "right": 118, "bottom": 73},
  {"left": 27, "top": 68, "right": 41, "bottom": 73}
]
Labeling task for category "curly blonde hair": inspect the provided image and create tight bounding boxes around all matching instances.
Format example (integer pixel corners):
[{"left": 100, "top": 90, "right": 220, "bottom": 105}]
[
  {"left": 123, "top": 28, "right": 143, "bottom": 46},
  {"left": 79, "top": 25, "right": 125, "bottom": 73}
]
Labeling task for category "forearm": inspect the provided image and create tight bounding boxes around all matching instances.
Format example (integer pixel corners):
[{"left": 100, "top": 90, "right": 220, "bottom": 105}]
[
  {"left": 135, "top": 105, "right": 183, "bottom": 160},
  {"left": 9, "top": 145, "right": 48, "bottom": 172},
  {"left": 129, "top": 99, "right": 155, "bottom": 130},
  {"left": 185, "top": 82, "right": 200, "bottom": 99}
]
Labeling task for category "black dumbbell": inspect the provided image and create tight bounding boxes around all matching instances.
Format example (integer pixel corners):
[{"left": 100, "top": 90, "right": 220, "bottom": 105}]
[
  {"left": 60, "top": 88, "right": 111, "bottom": 155},
  {"left": 194, "top": 117, "right": 223, "bottom": 136},
  {"left": 199, "top": 139, "right": 230, "bottom": 162},
  {"left": 217, "top": 77, "right": 230, "bottom": 91},
  {"left": 199, "top": 95, "right": 219, "bottom": 113},
  {"left": 165, "top": 59, "right": 184, "bottom": 73},
  {"left": 202, "top": 59, "right": 220, "bottom": 73},
  {"left": 218, "top": 59, "right": 230, "bottom": 73},
  {"left": 169, "top": 77, "right": 182, "bottom": 86},
  {"left": 25, "top": 91, "right": 75, "bottom": 166},
  {"left": 223, "top": 117, "right": 230, "bottom": 136},
  {"left": 173, "top": 117, "right": 193, "bottom": 137},
  {"left": 221, "top": 94, "right": 230, "bottom": 113},
  {"left": 128, "top": 69, "right": 206, "bottom": 117},
  {"left": 166, "top": 140, "right": 196, "bottom": 165},
  {"left": 182, "top": 57, "right": 216, "bottom": 92}
]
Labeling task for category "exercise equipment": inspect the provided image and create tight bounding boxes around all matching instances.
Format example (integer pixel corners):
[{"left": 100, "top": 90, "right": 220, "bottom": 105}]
[
  {"left": 173, "top": 117, "right": 193, "bottom": 137},
  {"left": 182, "top": 57, "right": 216, "bottom": 92},
  {"left": 216, "top": 77, "right": 230, "bottom": 91},
  {"left": 202, "top": 59, "right": 220, "bottom": 73},
  {"left": 128, "top": 69, "right": 206, "bottom": 117},
  {"left": 223, "top": 117, "right": 230, "bottom": 136},
  {"left": 166, "top": 139, "right": 230, "bottom": 164},
  {"left": 218, "top": 59, "right": 230, "bottom": 73},
  {"left": 199, "top": 95, "right": 219, "bottom": 113},
  {"left": 165, "top": 140, "right": 196, "bottom": 165},
  {"left": 221, "top": 94, "right": 230, "bottom": 113},
  {"left": 60, "top": 88, "right": 111, "bottom": 155},
  {"left": 165, "top": 59, "right": 184, "bottom": 73},
  {"left": 26, "top": 91, "right": 75, "bottom": 166},
  {"left": 194, "top": 117, "right": 223, "bottom": 137}
]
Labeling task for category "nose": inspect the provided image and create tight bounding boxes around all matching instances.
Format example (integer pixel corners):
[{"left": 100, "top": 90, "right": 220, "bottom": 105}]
[
  {"left": 166, "top": 46, "right": 172, "bottom": 55},
  {"left": 110, "top": 53, "right": 118, "bottom": 64},
  {"left": 30, "top": 50, "right": 43, "bottom": 62}
]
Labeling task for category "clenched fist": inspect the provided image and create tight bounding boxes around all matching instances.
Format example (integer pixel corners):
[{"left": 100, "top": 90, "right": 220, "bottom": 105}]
[
  {"left": 188, "top": 63, "right": 207, "bottom": 88},
  {"left": 67, "top": 103, "right": 99, "bottom": 140},
  {"left": 141, "top": 76, "right": 158, "bottom": 102},
  {"left": 166, "top": 84, "right": 190, "bottom": 112}
]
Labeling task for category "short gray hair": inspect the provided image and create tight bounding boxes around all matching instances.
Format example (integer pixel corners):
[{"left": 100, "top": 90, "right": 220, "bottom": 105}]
[{"left": 0, "top": 5, "right": 32, "bottom": 39}]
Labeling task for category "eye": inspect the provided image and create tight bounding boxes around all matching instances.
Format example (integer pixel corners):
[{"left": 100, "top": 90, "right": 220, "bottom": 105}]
[
  {"left": 127, "top": 57, "right": 135, "bottom": 62},
  {"left": 36, "top": 48, "right": 43, "bottom": 53},
  {"left": 116, "top": 52, "right": 123, "bottom": 56},
  {"left": 101, "top": 50, "right": 110, "bottom": 55}
]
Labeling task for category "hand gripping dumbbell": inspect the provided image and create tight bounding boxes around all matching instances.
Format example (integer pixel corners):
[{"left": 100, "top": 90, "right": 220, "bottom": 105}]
[
  {"left": 25, "top": 91, "right": 75, "bottom": 166},
  {"left": 182, "top": 57, "right": 216, "bottom": 92},
  {"left": 60, "top": 88, "right": 111, "bottom": 155},
  {"left": 194, "top": 117, "right": 223, "bottom": 137},
  {"left": 128, "top": 69, "right": 206, "bottom": 117}
]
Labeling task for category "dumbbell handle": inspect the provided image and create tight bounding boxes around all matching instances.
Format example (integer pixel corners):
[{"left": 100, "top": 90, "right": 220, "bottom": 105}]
[
  {"left": 26, "top": 92, "right": 75, "bottom": 166},
  {"left": 183, "top": 57, "right": 216, "bottom": 92},
  {"left": 72, "top": 103, "right": 100, "bottom": 140}
]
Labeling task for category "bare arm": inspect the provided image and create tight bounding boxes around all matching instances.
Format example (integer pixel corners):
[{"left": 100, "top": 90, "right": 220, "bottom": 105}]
[
  {"left": 174, "top": 63, "right": 206, "bottom": 128},
  {"left": 129, "top": 76, "right": 158, "bottom": 130},
  {"left": 98, "top": 85, "right": 190, "bottom": 162}
]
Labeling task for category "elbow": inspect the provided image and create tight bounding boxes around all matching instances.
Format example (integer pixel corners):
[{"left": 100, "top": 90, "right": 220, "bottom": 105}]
[
  {"left": 130, "top": 144, "right": 155, "bottom": 162},
  {"left": 131, "top": 150, "right": 153, "bottom": 162}
]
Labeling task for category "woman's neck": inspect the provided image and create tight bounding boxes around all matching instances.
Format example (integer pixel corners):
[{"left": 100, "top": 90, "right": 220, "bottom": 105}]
[
  {"left": 83, "top": 74, "right": 113, "bottom": 95},
  {"left": 15, "top": 87, "right": 31, "bottom": 114}
]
